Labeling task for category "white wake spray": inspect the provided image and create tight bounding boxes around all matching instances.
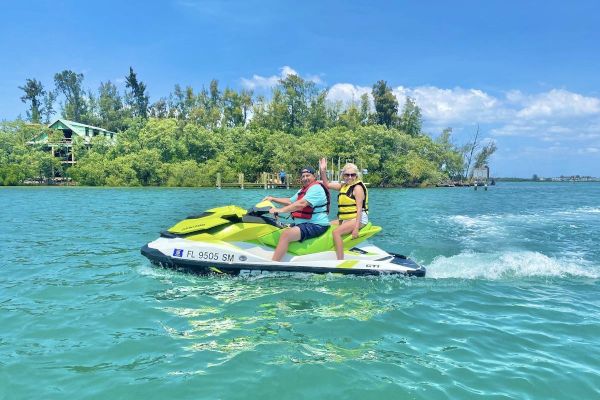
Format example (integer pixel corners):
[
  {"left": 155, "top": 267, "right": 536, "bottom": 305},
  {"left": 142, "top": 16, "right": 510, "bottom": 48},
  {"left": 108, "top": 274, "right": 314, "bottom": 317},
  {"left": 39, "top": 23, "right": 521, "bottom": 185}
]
[{"left": 426, "top": 250, "right": 600, "bottom": 280}]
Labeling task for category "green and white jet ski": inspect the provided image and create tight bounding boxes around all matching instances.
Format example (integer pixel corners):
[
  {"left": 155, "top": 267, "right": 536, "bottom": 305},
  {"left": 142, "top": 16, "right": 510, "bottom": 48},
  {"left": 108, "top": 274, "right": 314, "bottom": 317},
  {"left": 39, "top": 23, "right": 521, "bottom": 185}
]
[{"left": 141, "top": 202, "right": 425, "bottom": 277}]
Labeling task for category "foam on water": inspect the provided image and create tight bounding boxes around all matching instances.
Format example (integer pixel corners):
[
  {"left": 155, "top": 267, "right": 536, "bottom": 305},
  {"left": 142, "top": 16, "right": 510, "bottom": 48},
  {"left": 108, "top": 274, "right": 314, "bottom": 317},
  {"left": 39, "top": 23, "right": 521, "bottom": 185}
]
[
  {"left": 426, "top": 250, "right": 600, "bottom": 280},
  {"left": 554, "top": 206, "right": 600, "bottom": 216},
  {"left": 448, "top": 214, "right": 509, "bottom": 234},
  {"left": 448, "top": 212, "right": 554, "bottom": 232},
  {"left": 448, "top": 203, "right": 600, "bottom": 229}
]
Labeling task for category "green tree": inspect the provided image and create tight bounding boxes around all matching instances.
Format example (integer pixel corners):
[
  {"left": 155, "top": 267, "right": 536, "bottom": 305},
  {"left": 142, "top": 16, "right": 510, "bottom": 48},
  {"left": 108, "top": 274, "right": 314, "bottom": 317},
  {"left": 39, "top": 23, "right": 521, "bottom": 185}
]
[
  {"left": 98, "top": 81, "right": 126, "bottom": 131},
  {"left": 197, "top": 80, "right": 222, "bottom": 129},
  {"left": 338, "top": 103, "right": 362, "bottom": 130},
  {"left": 169, "top": 84, "right": 190, "bottom": 120},
  {"left": 104, "top": 156, "right": 139, "bottom": 186},
  {"left": 359, "top": 93, "right": 371, "bottom": 125},
  {"left": 54, "top": 70, "right": 87, "bottom": 121},
  {"left": 82, "top": 89, "right": 101, "bottom": 126},
  {"left": 136, "top": 118, "right": 186, "bottom": 162},
  {"left": 164, "top": 160, "right": 204, "bottom": 186},
  {"left": 401, "top": 151, "right": 442, "bottom": 187},
  {"left": 473, "top": 142, "right": 497, "bottom": 169},
  {"left": 279, "top": 74, "right": 317, "bottom": 133},
  {"left": 399, "top": 97, "right": 422, "bottom": 136},
  {"left": 0, "top": 121, "right": 40, "bottom": 184},
  {"left": 209, "top": 79, "right": 221, "bottom": 107},
  {"left": 19, "top": 78, "right": 45, "bottom": 123},
  {"left": 129, "top": 149, "right": 164, "bottom": 185},
  {"left": 222, "top": 88, "right": 244, "bottom": 127},
  {"left": 68, "top": 152, "right": 108, "bottom": 185},
  {"left": 182, "top": 123, "right": 220, "bottom": 163},
  {"left": 327, "top": 100, "right": 344, "bottom": 126},
  {"left": 36, "top": 152, "right": 63, "bottom": 183},
  {"left": 125, "top": 67, "right": 149, "bottom": 118},
  {"left": 240, "top": 89, "right": 253, "bottom": 125},
  {"left": 42, "top": 90, "right": 57, "bottom": 123},
  {"left": 307, "top": 90, "right": 329, "bottom": 132},
  {"left": 149, "top": 98, "right": 168, "bottom": 118},
  {"left": 260, "top": 89, "right": 288, "bottom": 131},
  {"left": 435, "top": 128, "right": 464, "bottom": 180},
  {"left": 184, "top": 86, "right": 196, "bottom": 121},
  {"left": 371, "top": 80, "right": 398, "bottom": 128}
]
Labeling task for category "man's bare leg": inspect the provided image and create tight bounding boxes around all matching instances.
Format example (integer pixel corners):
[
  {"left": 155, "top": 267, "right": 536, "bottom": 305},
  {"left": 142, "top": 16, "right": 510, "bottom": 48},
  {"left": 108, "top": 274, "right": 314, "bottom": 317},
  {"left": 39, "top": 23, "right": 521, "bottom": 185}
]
[{"left": 272, "top": 226, "right": 302, "bottom": 261}]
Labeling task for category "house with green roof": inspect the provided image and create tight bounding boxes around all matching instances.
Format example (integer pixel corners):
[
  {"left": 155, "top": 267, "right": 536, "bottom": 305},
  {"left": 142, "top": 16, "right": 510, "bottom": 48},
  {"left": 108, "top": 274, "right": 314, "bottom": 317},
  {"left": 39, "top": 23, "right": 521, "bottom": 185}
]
[
  {"left": 29, "top": 119, "right": 117, "bottom": 145},
  {"left": 28, "top": 119, "right": 117, "bottom": 165}
]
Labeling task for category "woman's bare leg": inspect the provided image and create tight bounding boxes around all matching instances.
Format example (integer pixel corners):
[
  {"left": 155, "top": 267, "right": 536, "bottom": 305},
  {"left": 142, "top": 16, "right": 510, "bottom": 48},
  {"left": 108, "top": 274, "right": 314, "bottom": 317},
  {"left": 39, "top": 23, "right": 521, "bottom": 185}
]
[{"left": 332, "top": 219, "right": 357, "bottom": 260}]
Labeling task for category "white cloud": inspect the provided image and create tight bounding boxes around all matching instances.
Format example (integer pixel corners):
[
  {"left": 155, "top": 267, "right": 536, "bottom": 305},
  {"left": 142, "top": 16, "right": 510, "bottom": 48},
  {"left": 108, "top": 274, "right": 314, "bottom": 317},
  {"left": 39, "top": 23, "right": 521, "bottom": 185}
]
[
  {"left": 324, "top": 83, "right": 507, "bottom": 124},
  {"left": 490, "top": 120, "right": 600, "bottom": 143},
  {"left": 516, "top": 89, "right": 600, "bottom": 119},
  {"left": 305, "top": 74, "right": 324, "bottom": 85},
  {"left": 383, "top": 86, "right": 600, "bottom": 143},
  {"left": 505, "top": 90, "right": 526, "bottom": 104},
  {"left": 394, "top": 86, "right": 504, "bottom": 124},
  {"left": 578, "top": 147, "right": 599, "bottom": 154},
  {"left": 241, "top": 66, "right": 322, "bottom": 90},
  {"left": 327, "top": 83, "right": 371, "bottom": 104},
  {"left": 491, "top": 124, "right": 536, "bottom": 137},
  {"left": 280, "top": 66, "right": 298, "bottom": 78},
  {"left": 240, "top": 73, "right": 282, "bottom": 91}
]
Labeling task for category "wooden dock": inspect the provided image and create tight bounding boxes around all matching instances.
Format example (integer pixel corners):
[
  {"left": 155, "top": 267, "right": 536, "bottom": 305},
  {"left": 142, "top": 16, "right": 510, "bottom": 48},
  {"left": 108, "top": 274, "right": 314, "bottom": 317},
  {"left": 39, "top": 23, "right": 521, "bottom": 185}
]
[{"left": 216, "top": 172, "right": 294, "bottom": 189}]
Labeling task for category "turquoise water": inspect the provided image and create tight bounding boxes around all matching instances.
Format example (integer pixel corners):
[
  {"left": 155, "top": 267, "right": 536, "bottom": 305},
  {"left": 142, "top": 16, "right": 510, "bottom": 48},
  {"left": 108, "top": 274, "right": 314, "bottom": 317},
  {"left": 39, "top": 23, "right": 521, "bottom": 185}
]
[{"left": 1, "top": 183, "right": 599, "bottom": 399}]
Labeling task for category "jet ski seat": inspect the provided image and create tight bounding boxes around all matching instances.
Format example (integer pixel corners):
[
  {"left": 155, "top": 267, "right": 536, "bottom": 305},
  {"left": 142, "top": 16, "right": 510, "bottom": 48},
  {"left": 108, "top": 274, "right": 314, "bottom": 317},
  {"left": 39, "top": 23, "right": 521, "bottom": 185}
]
[{"left": 257, "top": 223, "right": 382, "bottom": 255}]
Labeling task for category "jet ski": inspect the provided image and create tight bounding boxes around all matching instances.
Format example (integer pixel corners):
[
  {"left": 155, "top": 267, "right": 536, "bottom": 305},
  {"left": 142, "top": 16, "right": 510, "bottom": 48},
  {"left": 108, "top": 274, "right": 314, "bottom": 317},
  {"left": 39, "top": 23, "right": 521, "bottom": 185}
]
[{"left": 141, "top": 202, "right": 425, "bottom": 277}]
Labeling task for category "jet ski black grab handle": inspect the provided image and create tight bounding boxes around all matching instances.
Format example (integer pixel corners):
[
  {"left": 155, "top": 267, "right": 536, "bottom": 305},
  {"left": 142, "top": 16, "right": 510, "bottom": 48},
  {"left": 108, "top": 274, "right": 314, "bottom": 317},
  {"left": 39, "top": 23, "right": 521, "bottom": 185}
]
[
  {"left": 247, "top": 206, "right": 288, "bottom": 229},
  {"left": 247, "top": 206, "right": 271, "bottom": 216}
]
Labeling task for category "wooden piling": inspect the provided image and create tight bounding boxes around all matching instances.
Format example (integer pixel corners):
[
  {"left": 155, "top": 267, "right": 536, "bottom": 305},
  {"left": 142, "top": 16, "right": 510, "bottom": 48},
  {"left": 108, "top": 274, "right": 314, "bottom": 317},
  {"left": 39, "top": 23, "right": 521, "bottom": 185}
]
[{"left": 215, "top": 171, "right": 300, "bottom": 189}]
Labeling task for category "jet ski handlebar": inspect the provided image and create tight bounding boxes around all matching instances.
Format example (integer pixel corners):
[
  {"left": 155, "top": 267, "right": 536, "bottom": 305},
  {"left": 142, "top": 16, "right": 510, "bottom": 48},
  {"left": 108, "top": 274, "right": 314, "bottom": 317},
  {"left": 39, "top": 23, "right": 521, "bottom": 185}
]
[
  {"left": 246, "top": 206, "right": 288, "bottom": 229},
  {"left": 247, "top": 205, "right": 271, "bottom": 216}
]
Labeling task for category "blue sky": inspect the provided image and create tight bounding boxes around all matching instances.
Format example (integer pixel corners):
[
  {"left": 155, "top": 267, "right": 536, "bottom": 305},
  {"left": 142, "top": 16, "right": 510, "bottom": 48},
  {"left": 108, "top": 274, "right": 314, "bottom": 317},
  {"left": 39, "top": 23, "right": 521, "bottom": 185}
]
[{"left": 2, "top": 0, "right": 599, "bottom": 177}]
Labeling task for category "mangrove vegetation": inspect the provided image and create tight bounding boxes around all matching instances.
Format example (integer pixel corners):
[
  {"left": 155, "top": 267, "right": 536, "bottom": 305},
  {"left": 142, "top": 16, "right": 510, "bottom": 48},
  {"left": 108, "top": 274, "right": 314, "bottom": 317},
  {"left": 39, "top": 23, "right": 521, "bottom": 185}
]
[{"left": 1, "top": 68, "right": 496, "bottom": 187}]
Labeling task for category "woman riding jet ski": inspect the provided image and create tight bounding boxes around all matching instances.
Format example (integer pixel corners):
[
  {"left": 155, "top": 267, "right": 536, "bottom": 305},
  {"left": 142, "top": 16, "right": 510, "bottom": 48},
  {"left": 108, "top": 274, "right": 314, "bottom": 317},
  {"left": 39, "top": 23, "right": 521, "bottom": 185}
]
[{"left": 140, "top": 200, "right": 426, "bottom": 277}]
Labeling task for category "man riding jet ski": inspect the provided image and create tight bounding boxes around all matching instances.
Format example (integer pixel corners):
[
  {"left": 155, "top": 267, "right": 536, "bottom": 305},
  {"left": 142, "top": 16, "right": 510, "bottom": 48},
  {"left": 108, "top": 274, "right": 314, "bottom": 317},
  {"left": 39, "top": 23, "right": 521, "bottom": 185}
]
[
  {"left": 263, "top": 166, "right": 331, "bottom": 261},
  {"left": 140, "top": 200, "right": 426, "bottom": 277}
]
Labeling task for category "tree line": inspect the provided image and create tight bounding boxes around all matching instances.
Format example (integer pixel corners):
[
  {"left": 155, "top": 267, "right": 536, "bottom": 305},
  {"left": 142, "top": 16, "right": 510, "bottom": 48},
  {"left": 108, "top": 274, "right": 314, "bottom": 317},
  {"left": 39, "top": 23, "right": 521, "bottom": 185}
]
[{"left": 2, "top": 67, "right": 495, "bottom": 187}]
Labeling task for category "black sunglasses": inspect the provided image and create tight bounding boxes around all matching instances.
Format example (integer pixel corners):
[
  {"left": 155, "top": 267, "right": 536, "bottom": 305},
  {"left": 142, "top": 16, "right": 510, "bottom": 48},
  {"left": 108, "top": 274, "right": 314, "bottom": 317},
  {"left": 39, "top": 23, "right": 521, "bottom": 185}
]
[{"left": 343, "top": 173, "right": 357, "bottom": 177}]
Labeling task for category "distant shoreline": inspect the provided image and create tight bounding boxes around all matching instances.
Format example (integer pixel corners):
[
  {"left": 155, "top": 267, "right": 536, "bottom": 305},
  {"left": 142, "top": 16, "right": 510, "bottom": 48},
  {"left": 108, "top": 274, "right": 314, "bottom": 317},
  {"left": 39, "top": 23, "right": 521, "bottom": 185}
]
[
  {"left": 494, "top": 178, "right": 600, "bottom": 183},
  {"left": 4, "top": 180, "right": 600, "bottom": 189}
]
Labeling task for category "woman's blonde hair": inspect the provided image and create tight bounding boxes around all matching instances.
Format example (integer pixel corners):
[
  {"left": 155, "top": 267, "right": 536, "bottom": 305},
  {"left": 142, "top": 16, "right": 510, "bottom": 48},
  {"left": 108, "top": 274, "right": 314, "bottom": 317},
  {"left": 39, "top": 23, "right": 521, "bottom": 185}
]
[{"left": 340, "top": 163, "right": 360, "bottom": 179}]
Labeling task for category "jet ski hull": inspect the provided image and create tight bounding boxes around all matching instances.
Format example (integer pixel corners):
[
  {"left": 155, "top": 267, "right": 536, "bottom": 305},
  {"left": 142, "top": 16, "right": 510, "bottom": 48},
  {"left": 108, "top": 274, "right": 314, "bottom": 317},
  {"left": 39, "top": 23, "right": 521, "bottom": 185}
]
[{"left": 141, "top": 237, "right": 426, "bottom": 277}]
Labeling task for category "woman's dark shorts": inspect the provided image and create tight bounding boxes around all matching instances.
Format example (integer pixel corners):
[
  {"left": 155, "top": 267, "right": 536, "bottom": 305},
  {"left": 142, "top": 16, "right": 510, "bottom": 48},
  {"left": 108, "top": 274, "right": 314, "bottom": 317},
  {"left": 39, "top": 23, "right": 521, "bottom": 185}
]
[{"left": 297, "top": 223, "right": 329, "bottom": 242}]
